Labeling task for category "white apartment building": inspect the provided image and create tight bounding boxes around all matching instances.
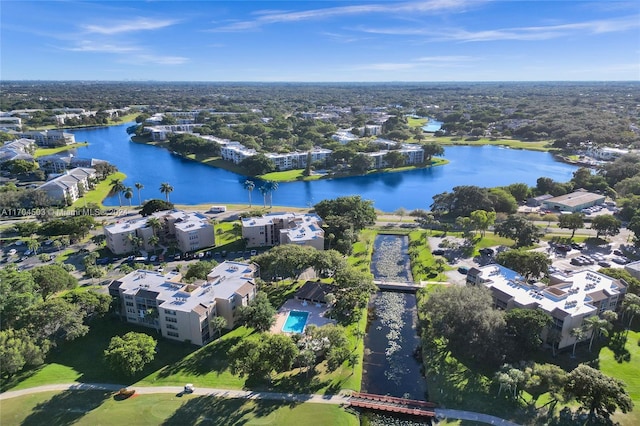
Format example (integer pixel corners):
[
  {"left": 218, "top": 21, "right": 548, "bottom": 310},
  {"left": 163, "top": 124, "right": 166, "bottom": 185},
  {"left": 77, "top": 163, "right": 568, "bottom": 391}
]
[
  {"left": 265, "top": 148, "right": 332, "bottom": 171},
  {"left": 242, "top": 212, "right": 324, "bottom": 250},
  {"left": 0, "top": 116, "right": 22, "bottom": 130},
  {"left": 109, "top": 261, "right": 258, "bottom": 346},
  {"left": 467, "top": 265, "right": 627, "bottom": 349},
  {"left": 0, "top": 138, "right": 35, "bottom": 163},
  {"left": 220, "top": 142, "right": 258, "bottom": 164},
  {"left": 366, "top": 143, "right": 425, "bottom": 169},
  {"left": 145, "top": 124, "right": 203, "bottom": 141},
  {"left": 332, "top": 130, "right": 359, "bottom": 144},
  {"left": 37, "top": 167, "right": 96, "bottom": 205},
  {"left": 104, "top": 209, "right": 215, "bottom": 255},
  {"left": 9, "top": 130, "right": 76, "bottom": 147}
]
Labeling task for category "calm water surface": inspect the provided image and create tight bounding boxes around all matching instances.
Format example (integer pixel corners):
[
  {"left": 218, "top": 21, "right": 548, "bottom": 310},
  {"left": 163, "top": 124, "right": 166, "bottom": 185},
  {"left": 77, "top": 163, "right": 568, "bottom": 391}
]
[{"left": 71, "top": 123, "right": 578, "bottom": 210}]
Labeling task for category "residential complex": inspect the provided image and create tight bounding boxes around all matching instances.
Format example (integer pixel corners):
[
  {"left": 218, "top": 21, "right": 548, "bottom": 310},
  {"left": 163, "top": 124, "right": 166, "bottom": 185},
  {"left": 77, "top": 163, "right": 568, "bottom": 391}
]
[
  {"left": 467, "top": 264, "right": 627, "bottom": 349},
  {"left": 104, "top": 209, "right": 215, "bottom": 255},
  {"left": 0, "top": 138, "right": 35, "bottom": 163},
  {"left": 37, "top": 154, "right": 106, "bottom": 174},
  {"left": 8, "top": 129, "right": 76, "bottom": 147},
  {"left": 109, "top": 261, "right": 258, "bottom": 346},
  {"left": 37, "top": 167, "right": 96, "bottom": 204},
  {"left": 242, "top": 212, "right": 324, "bottom": 250}
]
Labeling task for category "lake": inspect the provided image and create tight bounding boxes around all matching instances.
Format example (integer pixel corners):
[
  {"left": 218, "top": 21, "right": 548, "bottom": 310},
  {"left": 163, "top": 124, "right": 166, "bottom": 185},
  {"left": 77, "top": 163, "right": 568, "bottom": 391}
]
[{"left": 70, "top": 123, "right": 578, "bottom": 211}]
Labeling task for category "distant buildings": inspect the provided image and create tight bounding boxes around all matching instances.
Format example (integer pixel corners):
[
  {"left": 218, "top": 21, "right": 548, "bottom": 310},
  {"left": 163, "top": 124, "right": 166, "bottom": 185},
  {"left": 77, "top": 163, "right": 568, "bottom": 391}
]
[
  {"left": 109, "top": 261, "right": 258, "bottom": 346},
  {"left": 37, "top": 167, "right": 96, "bottom": 204},
  {"left": 8, "top": 130, "right": 75, "bottom": 147},
  {"left": 542, "top": 190, "right": 605, "bottom": 213},
  {"left": 467, "top": 264, "right": 627, "bottom": 349},
  {"left": 104, "top": 209, "right": 215, "bottom": 255},
  {"left": 0, "top": 138, "right": 35, "bottom": 163},
  {"left": 37, "top": 154, "right": 107, "bottom": 174},
  {"left": 242, "top": 212, "right": 324, "bottom": 250}
]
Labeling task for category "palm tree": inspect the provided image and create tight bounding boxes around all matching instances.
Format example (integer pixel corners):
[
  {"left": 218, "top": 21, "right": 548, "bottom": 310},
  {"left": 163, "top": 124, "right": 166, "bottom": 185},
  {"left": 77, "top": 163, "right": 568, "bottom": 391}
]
[
  {"left": 134, "top": 182, "right": 144, "bottom": 206},
  {"left": 583, "top": 316, "right": 611, "bottom": 352},
  {"left": 123, "top": 187, "right": 133, "bottom": 208},
  {"left": 258, "top": 185, "right": 268, "bottom": 208},
  {"left": 243, "top": 180, "right": 255, "bottom": 207},
  {"left": 264, "top": 180, "right": 279, "bottom": 208},
  {"left": 570, "top": 327, "right": 586, "bottom": 358},
  {"left": 159, "top": 182, "right": 173, "bottom": 202},
  {"left": 146, "top": 217, "right": 162, "bottom": 238},
  {"left": 622, "top": 294, "right": 640, "bottom": 329},
  {"left": 110, "top": 178, "right": 126, "bottom": 207},
  {"left": 148, "top": 235, "right": 160, "bottom": 254}
]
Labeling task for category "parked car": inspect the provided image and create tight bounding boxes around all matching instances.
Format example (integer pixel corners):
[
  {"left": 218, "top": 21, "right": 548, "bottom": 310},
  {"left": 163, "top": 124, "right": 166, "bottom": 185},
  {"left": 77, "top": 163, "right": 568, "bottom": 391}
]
[
  {"left": 184, "top": 384, "right": 195, "bottom": 393},
  {"left": 479, "top": 248, "right": 494, "bottom": 256},
  {"left": 432, "top": 249, "right": 445, "bottom": 255},
  {"left": 149, "top": 255, "right": 158, "bottom": 263},
  {"left": 250, "top": 250, "right": 257, "bottom": 256},
  {"left": 458, "top": 266, "right": 469, "bottom": 274},
  {"left": 598, "top": 261, "right": 611, "bottom": 268},
  {"left": 555, "top": 244, "right": 571, "bottom": 252}
]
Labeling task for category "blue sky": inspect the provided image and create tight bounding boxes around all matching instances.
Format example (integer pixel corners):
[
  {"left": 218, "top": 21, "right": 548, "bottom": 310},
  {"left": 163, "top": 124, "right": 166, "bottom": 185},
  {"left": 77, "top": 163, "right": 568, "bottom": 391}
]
[{"left": 2, "top": 1, "right": 639, "bottom": 81}]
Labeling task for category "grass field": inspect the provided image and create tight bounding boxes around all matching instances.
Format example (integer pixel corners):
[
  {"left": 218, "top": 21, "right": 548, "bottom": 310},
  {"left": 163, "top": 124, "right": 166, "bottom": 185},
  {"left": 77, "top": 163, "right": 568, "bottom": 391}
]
[
  {"left": 34, "top": 143, "right": 89, "bottom": 158},
  {"left": 423, "top": 136, "right": 554, "bottom": 151},
  {"left": 600, "top": 330, "right": 640, "bottom": 426},
  {"left": 0, "top": 391, "right": 359, "bottom": 426},
  {"left": 70, "top": 172, "right": 127, "bottom": 209}
]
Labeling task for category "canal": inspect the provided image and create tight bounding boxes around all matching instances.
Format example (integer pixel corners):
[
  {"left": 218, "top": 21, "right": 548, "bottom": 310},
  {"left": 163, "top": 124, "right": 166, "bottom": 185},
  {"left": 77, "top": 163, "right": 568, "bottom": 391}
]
[{"left": 361, "top": 235, "right": 427, "bottom": 401}]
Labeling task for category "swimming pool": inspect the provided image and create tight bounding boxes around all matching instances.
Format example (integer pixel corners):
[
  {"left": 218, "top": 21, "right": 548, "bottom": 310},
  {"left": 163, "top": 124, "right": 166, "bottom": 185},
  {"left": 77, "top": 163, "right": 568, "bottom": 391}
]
[{"left": 282, "top": 310, "right": 309, "bottom": 333}]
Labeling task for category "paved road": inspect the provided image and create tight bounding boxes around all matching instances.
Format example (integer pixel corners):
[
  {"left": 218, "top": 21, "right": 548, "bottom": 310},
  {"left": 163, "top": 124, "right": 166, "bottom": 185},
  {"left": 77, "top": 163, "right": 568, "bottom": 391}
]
[{"left": 0, "top": 383, "right": 522, "bottom": 425}]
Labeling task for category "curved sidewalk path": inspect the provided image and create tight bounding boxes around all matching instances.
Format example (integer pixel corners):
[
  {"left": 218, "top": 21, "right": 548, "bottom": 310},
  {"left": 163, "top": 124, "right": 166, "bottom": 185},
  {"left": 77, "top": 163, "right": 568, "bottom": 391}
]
[{"left": 0, "top": 383, "right": 521, "bottom": 425}]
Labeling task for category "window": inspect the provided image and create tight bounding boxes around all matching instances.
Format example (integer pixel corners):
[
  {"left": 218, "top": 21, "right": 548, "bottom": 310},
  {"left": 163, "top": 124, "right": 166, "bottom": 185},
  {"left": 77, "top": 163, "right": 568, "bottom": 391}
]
[
  {"left": 165, "top": 316, "right": 177, "bottom": 323},
  {"left": 125, "top": 301, "right": 134, "bottom": 307},
  {"left": 167, "top": 331, "right": 179, "bottom": 337},
  {"left": 165, "top": 309, "right": 176, "bottom": 316},
  {"left": 166, "top": 324, "right": 178, "bottom": 330}
]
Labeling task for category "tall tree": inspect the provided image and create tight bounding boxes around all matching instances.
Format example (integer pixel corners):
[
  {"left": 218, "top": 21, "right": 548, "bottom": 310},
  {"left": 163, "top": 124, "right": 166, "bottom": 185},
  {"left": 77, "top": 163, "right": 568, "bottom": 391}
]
[
  {"left": 569, "top": 327, "right": 586, "bottom": 358},
  {"left": 582, "top": 315, "right": 612, "bottom": 352},
  {"left": 558, "top": 212, "right": 585, "bottom": 239},
  {"left": 504, "top": 308, "right": 552, "bottom": 355},
  {"left": 495, "top": 249, "right": 551, "bottom": 280},
  {"left": 470, "top": 209, "right": 496, "bottom": 238},
  {"left": 110, "top": 178, "right": 126, "bottom": 207},
  {"left": 134, "top": 182, "right": 144, "bottom": 206},
  {"left": 564, "top": 364, "right": 633, "bottom": 422},
  {"left": 495, "top": 215, "right": 544, "bottom": 247},
  {"left": 243, "top": 180, "right": 255, "bottom": 207},
  {"left": 123, "top": 186, "right": 133, "bottom": 208},
  {"left": 237, "top": 292, "right": 276, "bottom": 332},
  {"left": 264, "top": 180, "right": 279, "bottom": 208},
  {"left": 159, "top": 182, "right": 174, "bottom": 202},
  {"left": 104, "top": 332, "right": 157, "bottom": 376},
  {"left": 210, "top": 316, "right": 227, "bottom": 340},
  {"left": 590, "top": 214, "right": 621, "bottom": 239},
  {"left": 29, "top": 264, "right": 78, "bottom": 300},
  {"left": 622, "top": 293, "right": 640, "bottom": 329}
]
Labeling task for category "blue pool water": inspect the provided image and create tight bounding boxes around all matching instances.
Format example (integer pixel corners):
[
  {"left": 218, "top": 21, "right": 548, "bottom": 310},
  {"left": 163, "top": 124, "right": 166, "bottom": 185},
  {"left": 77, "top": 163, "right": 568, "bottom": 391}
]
[{"left": 282, "top": 310, "right": 309, "bottom": 333}]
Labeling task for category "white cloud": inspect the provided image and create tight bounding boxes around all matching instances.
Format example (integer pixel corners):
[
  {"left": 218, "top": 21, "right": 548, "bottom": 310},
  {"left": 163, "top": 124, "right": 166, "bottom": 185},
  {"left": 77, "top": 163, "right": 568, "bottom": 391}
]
[
  {"left": 134, "top": 54, "right": 189, "bottom": 65},
  {"left": 83, "top": 18, "right": 179, "bottom": 35},
  {"left": 358, "top": 15, "right": 640, "bottom": 42},
  {"left": 63, "top": 41, "right": 140, "bottom": 53},
  {"left": 210, "top": 0, "right": 479, "bottom": 32}
]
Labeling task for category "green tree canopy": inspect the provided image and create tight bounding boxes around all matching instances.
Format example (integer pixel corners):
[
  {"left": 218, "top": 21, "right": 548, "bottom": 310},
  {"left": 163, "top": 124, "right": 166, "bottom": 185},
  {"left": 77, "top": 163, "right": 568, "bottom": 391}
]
[
  {"left": 184, "top": 260, "right": 218, "bottom": 281},
  {"left": 104, "top": 332, "right": 157, "bottom": 376},
  {"left": 504, "top": 308, "right": 552, "bottom": 355},
  {"left": 237, "top": 292, "right": 276, "bottom": 332},
  {"left": 139, "top": 199, "right": 174, "bottom": 217},
  {"left": 590, "top": 214, "right": 621, "bottom": 239},
  {"left": 239, "top": 154, "right": 276, "bottom": 176},
  {"left": 564, "top": 364, "right": 633, "bottom": 421},
  {"left": 494, "top": 215, "right": 544, "bottom": 247},
  {"left": 558, "top": 212, "right": 585, "bottom": 238},
  {"left": 495, "top": 249, "right": 551, "bottom": 280},
  {"left": 29, "top": 264, "right": 78, "bottom": 300},
  {"left": 314, "top": 195, "right": 376, "bottom": 233}
]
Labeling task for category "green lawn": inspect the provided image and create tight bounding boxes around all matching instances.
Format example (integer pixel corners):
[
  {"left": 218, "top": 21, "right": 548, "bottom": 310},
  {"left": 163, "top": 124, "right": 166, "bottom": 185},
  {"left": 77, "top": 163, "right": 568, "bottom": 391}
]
[
  {"left": 34, "top": 143, "right": 89, "bottom": 158},
  {"left": 430, "top": 136, "right": 554, "bottom": 151},
  {"left": 407, "top": 116, "right": 428, "bottom": 127},
  {"left": 600, "top": 330, "right": 640, "bottom": 426},
  {"left": 259, "top": 169, "right": 322, "bottom": 182},
  {"left": 0, "top": 391, "right": 358, "bottom": 426},
  {"left": 71, "top": 172, "right": 127, "bottom": 209}
]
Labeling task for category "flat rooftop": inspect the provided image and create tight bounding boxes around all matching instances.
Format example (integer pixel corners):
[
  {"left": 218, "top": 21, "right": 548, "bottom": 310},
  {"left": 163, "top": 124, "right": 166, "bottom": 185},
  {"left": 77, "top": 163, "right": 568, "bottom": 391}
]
[{"left": 544, "top": 191, "right": 605, "bottom": 207}]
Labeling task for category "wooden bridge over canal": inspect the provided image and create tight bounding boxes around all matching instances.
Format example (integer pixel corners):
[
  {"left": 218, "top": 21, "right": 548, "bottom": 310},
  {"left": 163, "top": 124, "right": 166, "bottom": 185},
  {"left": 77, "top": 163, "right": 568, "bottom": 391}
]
[{"left": 348, "top": 392, "right": 437, "bottom": 418}]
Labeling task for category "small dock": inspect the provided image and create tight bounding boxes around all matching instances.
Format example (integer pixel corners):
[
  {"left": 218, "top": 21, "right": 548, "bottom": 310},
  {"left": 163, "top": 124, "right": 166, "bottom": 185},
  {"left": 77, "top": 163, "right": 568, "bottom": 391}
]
[
  {"left": 349, "top": 392, "right": 437, "bottom": 418},
  {"left": 373, "top": 280, "right": 424, "bottom": 292}
]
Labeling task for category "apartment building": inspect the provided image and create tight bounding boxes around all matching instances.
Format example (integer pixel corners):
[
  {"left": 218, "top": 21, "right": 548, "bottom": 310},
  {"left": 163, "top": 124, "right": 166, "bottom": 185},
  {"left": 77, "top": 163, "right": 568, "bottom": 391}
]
[
  {"left": 37, "top": 167, "right": 96, "bottom": 205},
  {"left": 242, "top": 212, "right": 324, "bottom": 250},
  {"left": 104, "top": 209, "right": 215, "bottom": 255},
  {"left": 109, "top": 261, "right": 258, "bottom": 346},
  {"left": 0, "top": 138, "right": 35, "bottom": 163},
  {"left": 37, "top": 155, "right": 107, "bottom": 174},
  {"left": 220, "top": 141, "right": 258, "bottom": 164},
  {"left": 9, "top": 130, "right": 76, "bottom": 147},
  {"left": 265, "top": 148, "right": 332, "bottom": 171},
  {"left": 467, "top": 264, "right": 627, "bottom": 349},
  {"left": 0, "top": 116, "right": 22, "bottom": 130},
  {"left": 366, "top": 144, "right": 425, "bottom": 169},
  {"left": 144, "top": 124, "right": 203, "bottom": 141}
]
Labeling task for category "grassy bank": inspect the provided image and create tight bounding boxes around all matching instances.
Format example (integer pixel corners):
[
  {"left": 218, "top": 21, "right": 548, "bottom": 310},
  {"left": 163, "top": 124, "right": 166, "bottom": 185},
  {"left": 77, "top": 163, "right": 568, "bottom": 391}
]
[
  {"left": 429, "top": 136, "right": 554, "bottom": 152},
  {"left": 70, "top": 171, "right": 127, "bottom": 209},
  {"left": 34, "top": 143, "right": 89, "bottom": 158},
  {"left": 1, "top": 391, "right": 359, "bottom": 426}
]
